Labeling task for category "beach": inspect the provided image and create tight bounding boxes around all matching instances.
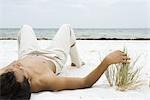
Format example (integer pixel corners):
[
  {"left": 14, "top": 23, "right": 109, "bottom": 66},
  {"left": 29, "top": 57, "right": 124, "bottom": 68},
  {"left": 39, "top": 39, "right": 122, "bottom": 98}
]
[{"left": 0, "top": 40, "right": 150, "bottom": 100}]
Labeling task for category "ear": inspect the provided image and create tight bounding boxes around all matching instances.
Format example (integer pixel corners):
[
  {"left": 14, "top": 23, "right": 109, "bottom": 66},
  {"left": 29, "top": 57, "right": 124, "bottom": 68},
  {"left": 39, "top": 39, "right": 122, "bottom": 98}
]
[
  {"left": 28, "top": 78, "right": 31, "bottom": 85},
  {"left": 0, "top": 68, "right": 3, "bottom": 75},
  {"left": 21, "top": 68, "right": 31, "bottom": 82}
]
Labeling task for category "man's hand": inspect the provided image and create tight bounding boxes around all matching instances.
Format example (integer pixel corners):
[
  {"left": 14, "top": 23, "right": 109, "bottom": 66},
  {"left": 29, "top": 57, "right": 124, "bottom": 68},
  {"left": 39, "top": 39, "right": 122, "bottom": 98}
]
[{"left": 105, "top": 50, "right": 130, "bottom": 65}]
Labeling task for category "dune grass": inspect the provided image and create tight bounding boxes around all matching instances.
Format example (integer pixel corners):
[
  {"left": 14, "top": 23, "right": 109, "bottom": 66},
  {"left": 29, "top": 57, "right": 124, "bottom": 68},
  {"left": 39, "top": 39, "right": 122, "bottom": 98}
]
[
  {"left": 148, "top": 75, "right": 150, "bottom": 87},
  {"left": 105, "top": 48, "right": 142, "bottom": 91}
]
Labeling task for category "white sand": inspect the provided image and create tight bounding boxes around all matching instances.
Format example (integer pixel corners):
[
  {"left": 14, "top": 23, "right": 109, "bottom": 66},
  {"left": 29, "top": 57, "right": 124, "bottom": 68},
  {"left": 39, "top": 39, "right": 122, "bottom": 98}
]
[{"left": 0, "top": 40, "right": 150, "bottom": 100}]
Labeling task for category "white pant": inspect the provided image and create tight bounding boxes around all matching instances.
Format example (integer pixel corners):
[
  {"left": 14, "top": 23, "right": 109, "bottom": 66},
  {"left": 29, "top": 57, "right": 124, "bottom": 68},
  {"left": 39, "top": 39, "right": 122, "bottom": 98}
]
[{"left": 17, "top": 24, "right": 82, "bottom": 74}]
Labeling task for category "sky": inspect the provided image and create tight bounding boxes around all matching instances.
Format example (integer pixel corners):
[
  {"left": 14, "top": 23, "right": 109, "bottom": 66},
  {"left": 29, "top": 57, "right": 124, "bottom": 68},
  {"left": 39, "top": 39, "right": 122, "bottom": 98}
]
[{"left": 0, "top": 0, "right": 149, "bottom": 28}]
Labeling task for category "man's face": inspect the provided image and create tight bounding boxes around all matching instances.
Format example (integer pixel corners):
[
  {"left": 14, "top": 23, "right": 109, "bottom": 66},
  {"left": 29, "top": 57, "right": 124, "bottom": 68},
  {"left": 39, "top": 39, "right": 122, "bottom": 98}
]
[
  {"left": 5, "top": 62, "right": 26, "bottom": 83},
  {"left": 11, "top": 66, "right": 25, "bottom": 82}
]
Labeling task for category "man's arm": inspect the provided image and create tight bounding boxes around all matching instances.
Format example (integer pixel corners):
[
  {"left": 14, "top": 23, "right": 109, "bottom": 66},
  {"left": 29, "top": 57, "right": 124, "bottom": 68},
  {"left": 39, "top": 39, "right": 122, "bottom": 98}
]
[{"left": 43, "top": 50, "right": 130, "bottom": 91}]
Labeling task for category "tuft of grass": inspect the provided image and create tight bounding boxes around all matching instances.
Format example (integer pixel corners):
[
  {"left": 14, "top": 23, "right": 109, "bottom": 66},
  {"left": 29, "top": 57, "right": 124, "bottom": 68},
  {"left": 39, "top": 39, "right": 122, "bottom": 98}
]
[
  {"left": 148, "top": 74, "right": 150, "bottom": 87},
  {"left": 105, "top": 48, "right": 142, "bottom": 91}
]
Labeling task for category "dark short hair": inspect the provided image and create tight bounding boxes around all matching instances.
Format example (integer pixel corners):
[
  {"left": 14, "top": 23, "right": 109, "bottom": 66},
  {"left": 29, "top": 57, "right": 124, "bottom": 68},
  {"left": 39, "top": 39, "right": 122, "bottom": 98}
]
[{"left": 0, "top": 71, "right": 31, "bottom": 100}]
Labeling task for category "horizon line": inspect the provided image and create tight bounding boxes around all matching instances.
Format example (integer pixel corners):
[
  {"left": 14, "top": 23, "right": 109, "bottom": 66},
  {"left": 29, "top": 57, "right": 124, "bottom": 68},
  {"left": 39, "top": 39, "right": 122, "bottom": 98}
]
[{"left": 0, "top": 27, "right": 149, "bottom": 29}]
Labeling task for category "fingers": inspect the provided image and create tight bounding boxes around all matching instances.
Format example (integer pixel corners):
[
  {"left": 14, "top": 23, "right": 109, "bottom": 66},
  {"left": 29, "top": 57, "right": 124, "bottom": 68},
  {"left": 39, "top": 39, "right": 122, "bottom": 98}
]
[
  {"left": 118, "top": 50, "right": 130, "bottom": 64},
  {"left": 121, "top": 56, "right": 130, "bottom": 64},
  {"left": 121, "top": 59, "right": 130, "bottom": 64},
  {"left": 122, "top": 53, "right": 127, "bottom": 56},
  {"left": 116, "top": 50, "right": 127, "bottom": 57},
  {"left": 119, "top": 50, "right": 129, "bottom": 58},
  {"left": 122, "top": 56, "right": 130, "bottom": 60}
]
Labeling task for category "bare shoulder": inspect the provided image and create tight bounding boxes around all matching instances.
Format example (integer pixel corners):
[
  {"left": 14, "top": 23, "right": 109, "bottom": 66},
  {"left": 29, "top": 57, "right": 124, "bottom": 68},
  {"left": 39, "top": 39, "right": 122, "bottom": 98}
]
[{"left": 30, "top": 70, "right": 57, "bottom": 92}]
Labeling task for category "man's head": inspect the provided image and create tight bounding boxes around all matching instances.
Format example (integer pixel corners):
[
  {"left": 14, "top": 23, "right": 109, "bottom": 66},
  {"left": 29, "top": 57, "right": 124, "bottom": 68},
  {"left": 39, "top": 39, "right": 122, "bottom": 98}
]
[{"left": 0, "top": 64, "right": 31, "bottom": 100}]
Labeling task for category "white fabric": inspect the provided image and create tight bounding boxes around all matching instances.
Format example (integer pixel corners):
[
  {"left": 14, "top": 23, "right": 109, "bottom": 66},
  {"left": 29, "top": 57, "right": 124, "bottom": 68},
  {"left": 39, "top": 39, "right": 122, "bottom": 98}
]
[{"left": 17, "top": 24, "right": 82, "bottom": 74}]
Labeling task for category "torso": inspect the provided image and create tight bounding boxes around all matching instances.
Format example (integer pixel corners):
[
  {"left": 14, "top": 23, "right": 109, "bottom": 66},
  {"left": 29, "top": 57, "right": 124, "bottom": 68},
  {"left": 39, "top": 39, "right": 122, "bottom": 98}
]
[{"left": 18, "top": 55, "right": 56, "bottom": 92}]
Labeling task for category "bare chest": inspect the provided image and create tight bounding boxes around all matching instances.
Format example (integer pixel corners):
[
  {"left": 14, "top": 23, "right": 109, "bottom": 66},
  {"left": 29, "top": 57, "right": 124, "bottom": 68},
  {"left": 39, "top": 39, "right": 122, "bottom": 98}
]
[
  {"left": 19, "top": 55, "right": 56, "bottom": 74},
  {"left": 18, "top": 55, "right": 56, "bottom": 92}
]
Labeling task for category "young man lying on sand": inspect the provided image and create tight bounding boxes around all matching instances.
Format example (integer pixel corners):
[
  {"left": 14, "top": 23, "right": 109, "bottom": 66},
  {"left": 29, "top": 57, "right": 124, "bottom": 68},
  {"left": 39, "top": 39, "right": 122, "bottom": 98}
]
[{"left": 0, "top": 24, "right": 130, "bottom": 100}]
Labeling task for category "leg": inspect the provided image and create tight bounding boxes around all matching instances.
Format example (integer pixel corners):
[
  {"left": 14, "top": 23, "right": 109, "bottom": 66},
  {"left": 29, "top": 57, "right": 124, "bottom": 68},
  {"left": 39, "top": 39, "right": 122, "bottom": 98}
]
[
  {"left": 70, "top": 29, "right": 85, "bottom": 67},
  {"left": 47, "top": 24, "right": 83, "bottom": 67},
  {"left": 17, "top": 25, "right": 39, "bottom": 58}
]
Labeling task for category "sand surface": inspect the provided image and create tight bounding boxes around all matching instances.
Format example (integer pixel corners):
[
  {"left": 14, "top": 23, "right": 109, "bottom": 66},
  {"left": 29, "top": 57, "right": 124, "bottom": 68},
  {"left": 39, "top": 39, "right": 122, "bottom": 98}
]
[{"left": 0, "top": 40, "right": 150, "bottom": 100}]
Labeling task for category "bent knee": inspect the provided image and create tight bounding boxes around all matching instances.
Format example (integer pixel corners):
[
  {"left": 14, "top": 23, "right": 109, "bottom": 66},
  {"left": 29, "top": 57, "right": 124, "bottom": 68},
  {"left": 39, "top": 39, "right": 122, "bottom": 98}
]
[
  {"left": 18, "top": 25, "right": 33, "bottom": 36},
  {"left": 61, "top": 24, "right": 71, "bottom": 29},
  {"left": 21, "top": 25, "right": 32, "bottom": 30}
]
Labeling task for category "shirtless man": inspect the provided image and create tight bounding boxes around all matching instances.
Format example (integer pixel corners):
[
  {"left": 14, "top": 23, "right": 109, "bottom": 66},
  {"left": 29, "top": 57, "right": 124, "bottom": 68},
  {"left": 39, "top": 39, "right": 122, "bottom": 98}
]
[{"left": 0, "top": 24, "right": 130, "bottom": 100}]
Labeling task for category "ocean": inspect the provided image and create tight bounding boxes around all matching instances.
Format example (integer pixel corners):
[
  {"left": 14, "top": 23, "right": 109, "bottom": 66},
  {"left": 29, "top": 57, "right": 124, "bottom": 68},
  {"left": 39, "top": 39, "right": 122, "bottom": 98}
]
[{"left": 0, "top": 28, "right": 149, "bottom": 40}]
